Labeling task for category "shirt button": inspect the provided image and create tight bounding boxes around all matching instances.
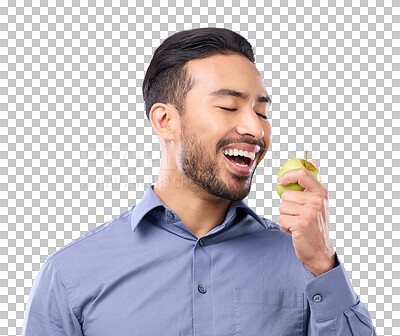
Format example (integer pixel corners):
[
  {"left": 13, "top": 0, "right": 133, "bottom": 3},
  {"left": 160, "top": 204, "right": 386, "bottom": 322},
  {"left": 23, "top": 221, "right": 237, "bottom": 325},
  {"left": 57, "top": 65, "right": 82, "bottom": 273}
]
[
  {"left": 166, "top": 211, "right": 174, "bottom": 219},
  {"left": 199, "top": 239, "right": 205, "bottom": 247},
  {"left": 313, "top": 294, "right": 322, "bottom": 303},
  {"left": 198, "top": 285, "right": 207, "bottom": 294}
]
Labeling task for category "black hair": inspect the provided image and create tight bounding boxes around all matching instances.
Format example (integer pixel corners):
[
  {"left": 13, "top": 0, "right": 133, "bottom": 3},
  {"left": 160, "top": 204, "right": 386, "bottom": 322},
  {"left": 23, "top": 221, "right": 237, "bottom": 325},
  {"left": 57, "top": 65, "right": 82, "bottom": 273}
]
[{"left": 142, "top": 27, "right": 255, "bottom": 120}]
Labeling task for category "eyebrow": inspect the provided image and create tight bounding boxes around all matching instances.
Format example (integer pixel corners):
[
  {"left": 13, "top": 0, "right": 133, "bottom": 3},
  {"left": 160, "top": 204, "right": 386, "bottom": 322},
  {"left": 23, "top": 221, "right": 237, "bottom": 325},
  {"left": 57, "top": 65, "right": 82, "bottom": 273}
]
[{"left": 209, "top": 88, "right": 271, "bottom": 104}]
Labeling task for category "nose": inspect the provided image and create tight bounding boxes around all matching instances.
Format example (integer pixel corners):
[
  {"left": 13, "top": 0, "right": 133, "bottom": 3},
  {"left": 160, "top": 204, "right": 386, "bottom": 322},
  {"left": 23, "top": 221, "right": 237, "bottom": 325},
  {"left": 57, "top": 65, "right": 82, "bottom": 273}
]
[{"left": 235, "top": 107, "right": 265, "bottom": 140}]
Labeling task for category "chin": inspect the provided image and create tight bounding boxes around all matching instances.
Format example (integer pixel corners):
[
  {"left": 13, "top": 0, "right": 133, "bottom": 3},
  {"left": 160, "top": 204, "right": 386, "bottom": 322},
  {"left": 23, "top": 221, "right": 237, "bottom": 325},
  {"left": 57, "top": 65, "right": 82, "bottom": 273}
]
[{"left": 218, "top": 178, "right": 253, "bottom": 201}]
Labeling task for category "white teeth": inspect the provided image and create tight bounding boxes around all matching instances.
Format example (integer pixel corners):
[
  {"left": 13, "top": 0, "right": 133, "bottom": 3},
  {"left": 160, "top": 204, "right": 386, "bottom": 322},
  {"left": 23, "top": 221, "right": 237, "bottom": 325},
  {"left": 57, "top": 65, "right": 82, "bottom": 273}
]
[
  {"left": 223, "top": 149, "right": 256, "bottom": 161},
  {"left": 235, "top": 162, "right": 248, "bottom": 167}
]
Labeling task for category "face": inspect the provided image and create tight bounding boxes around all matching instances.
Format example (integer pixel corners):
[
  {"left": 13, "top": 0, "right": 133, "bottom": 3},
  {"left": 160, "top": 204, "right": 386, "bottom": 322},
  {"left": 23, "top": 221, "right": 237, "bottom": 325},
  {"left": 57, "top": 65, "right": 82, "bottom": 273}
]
[{"left": 175, "top": 54, "right": 272, "bottom": 201}]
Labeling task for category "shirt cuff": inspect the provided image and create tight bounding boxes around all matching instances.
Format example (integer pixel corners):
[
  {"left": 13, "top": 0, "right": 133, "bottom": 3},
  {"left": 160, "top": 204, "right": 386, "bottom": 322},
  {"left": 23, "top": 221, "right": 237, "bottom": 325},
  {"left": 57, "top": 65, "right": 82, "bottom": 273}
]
[{"left": 303, "top": 253, "right": 359, "bottom": 322}]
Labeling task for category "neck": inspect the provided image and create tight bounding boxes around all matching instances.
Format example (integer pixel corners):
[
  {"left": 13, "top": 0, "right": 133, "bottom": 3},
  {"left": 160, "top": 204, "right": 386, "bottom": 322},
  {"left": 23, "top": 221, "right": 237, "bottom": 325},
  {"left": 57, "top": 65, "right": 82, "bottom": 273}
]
[{"left": 153, "top": 173, "right": 231, "bottom": 239}]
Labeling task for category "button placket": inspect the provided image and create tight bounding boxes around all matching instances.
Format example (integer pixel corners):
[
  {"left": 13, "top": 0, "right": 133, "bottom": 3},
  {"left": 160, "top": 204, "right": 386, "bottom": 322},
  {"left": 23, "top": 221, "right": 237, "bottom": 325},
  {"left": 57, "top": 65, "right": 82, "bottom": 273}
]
[{"left": 192, "top": 239, "right": 213, "bottom": 335}]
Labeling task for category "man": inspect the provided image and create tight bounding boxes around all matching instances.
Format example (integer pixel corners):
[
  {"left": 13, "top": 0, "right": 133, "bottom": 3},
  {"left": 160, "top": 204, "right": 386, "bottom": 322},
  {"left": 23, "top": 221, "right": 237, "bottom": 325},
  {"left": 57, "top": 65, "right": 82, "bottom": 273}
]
[{"left": 23, "top": 28, "right": 377, "bottom": 335}]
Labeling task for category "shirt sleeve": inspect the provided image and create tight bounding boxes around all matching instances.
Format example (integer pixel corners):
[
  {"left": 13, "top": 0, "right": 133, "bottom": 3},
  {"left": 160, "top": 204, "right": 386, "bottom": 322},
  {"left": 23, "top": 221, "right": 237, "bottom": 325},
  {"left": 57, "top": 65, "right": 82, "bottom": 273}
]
[
  {"left": 22, "top": 256, "right": 83, "bottom": 336},
  {"left": 303, "top": 253, "right": 377, "bottom": 336}
]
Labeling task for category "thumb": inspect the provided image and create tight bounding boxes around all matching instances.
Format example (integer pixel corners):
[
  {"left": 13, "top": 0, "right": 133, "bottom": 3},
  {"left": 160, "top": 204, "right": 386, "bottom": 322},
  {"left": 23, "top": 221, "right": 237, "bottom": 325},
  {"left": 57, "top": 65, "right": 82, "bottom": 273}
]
[
  {"left": 308, "top": 159, "right": 321, "bottom": 183},
  {"left": 308, "top": 159, "right": 319, "bottom": 171}
]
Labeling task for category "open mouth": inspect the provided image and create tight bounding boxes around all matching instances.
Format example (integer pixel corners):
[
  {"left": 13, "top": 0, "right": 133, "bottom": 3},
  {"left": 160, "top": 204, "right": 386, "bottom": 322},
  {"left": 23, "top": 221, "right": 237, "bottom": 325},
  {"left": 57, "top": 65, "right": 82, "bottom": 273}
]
[
  {"left": 222, "top": 149, "right": 255, "bottom": 168},
  {"left": 224, "top": 153, "right": 251, "bottom": 167}
]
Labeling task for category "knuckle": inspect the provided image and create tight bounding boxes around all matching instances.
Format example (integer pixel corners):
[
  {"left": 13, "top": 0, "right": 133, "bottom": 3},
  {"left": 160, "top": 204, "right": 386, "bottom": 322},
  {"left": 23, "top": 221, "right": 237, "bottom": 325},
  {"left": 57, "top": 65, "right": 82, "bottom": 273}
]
[
  {"left": 311, "top": 195, "right": 321, "bottom": 208},
  {"left": 316, "top": 196, "right": 325, "bottom": 209},
  {"left": 303, "top": 211, "right": 315, "bottom": 223},
  {"left": 299, "top": 169, "right": 308, "bottom": 178},
  {"left": 319, "top": 198, "right": 326, "bottom": 211}
]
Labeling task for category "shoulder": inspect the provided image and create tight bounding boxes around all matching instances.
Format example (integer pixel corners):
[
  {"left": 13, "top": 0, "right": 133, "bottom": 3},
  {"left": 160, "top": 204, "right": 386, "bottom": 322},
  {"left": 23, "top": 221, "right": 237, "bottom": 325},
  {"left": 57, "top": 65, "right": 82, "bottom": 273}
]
[{"left": 45, "top": 208, "right": 132, "bottom": 267}]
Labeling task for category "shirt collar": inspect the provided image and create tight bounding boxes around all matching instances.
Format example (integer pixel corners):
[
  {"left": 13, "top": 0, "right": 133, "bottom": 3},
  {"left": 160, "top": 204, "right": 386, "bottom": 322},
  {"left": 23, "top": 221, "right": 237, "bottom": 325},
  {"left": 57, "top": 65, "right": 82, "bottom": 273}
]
[{"left": 130, "top": 185, "right": 267, "bottom": 232}]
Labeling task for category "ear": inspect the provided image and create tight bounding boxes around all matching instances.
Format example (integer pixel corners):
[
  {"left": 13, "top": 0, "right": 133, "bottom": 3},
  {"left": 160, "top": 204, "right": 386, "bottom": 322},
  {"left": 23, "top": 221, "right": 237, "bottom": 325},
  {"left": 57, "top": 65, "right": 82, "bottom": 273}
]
[{"left": 149, "top": 103, "right": 180, "bottom": 142}]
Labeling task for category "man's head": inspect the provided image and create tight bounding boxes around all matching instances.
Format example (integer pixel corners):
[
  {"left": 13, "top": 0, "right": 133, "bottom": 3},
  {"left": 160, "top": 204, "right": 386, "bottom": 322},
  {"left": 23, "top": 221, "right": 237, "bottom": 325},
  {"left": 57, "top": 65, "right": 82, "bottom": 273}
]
[
  {"left": 144, "top": 28, "right": 272, "bottom": 201},
  {"left": 143, "top": 27, "right": 255, "bottom": 119}
]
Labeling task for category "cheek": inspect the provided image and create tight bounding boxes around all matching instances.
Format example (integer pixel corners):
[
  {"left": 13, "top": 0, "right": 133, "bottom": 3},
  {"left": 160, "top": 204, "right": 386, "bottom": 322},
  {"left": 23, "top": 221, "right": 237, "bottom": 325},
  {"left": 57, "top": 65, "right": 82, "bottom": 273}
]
[
  {"left": 196, "top": 115, "right": 230, "bottom": 138},
  {"left": 264, "top": 122, "right": 272, "bottom": 145},
  {"left": 182, "top": 114, "right": 223, "bottom": 149},
  {"left": 185, "top": 109, "right": 217, "bottom": 131}
]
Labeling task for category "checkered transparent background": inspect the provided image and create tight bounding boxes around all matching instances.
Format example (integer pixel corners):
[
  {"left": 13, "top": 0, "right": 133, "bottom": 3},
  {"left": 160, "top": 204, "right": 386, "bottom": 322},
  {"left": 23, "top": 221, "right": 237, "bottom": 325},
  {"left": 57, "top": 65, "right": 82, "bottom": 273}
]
[{"left": 0, "top": 0, "right": 399, "bottom": 335}]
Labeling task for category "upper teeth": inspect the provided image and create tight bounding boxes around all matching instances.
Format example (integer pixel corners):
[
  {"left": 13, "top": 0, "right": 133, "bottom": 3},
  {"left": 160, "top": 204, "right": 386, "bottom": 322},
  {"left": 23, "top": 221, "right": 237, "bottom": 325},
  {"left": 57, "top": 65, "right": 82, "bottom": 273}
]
[{"left": 223, "top": 149, "right": 256, "bottom": 160}]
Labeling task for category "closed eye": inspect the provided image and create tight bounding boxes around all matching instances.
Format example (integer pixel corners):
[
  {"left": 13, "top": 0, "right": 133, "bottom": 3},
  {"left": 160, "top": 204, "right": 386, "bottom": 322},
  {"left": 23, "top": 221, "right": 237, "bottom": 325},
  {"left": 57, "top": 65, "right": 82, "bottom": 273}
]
[
  {"left": 219, "top": 107, "right": 268, "bottom": 120},
  {"left": 219, "top": 107, "right": 237, "bottom": 111}
]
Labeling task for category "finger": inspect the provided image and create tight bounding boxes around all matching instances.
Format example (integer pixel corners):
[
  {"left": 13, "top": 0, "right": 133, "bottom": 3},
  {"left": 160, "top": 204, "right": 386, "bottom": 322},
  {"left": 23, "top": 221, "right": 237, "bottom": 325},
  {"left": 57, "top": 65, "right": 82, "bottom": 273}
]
[
  {"left": 278, "top": 214, "right": 300, "bottom": 235},
  {"left": 277, "top": 167, "right": 323, "bottom": 195},
  {"left": 281, "top": 190, "right": 305, "bottom": 205},
  {"left": 279, "top": 200, "right": 305, "bottom": 216},
  {"left": 281, "top": 189, "right": 326, "bottom": 210}
]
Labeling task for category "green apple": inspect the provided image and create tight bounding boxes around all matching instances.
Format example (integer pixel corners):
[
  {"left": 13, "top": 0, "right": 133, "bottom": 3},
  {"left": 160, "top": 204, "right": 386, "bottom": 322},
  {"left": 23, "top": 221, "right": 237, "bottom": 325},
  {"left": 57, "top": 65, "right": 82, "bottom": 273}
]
[{"left": 277, "top": 157, "right": 319, "bottom": 198}]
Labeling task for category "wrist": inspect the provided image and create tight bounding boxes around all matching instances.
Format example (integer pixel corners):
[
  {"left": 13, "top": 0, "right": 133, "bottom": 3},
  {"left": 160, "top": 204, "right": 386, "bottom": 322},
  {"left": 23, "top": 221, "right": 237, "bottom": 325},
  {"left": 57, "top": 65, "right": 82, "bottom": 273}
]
[{"left": 304, "top": 253, "right": 338, "bottom": 277}]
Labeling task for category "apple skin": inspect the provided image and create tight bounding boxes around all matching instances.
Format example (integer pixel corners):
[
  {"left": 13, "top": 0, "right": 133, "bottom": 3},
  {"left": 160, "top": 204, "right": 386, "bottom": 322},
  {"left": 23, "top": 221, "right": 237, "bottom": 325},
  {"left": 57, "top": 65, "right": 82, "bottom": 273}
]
[{"left": 277, "top": 158, "right": 320, "bottom": 198}]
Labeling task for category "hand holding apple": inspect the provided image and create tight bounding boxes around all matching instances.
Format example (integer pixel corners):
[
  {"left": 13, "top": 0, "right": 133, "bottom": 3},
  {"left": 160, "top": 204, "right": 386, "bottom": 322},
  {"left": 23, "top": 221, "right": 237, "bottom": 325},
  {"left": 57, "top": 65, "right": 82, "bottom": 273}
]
[
  {"left": 277, "top": 152, "right": 320, "bottom": 198},
  {"left": 277, "top": 155, "right": 337, "bottom": 276}
]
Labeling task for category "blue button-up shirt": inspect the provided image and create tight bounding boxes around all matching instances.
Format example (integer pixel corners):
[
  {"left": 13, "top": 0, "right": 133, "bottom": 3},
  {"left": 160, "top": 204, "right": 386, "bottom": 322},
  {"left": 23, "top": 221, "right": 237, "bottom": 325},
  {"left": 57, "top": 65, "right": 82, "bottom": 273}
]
[{"left": 23, "top": 185, "right": 377, "bottom": 335}]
